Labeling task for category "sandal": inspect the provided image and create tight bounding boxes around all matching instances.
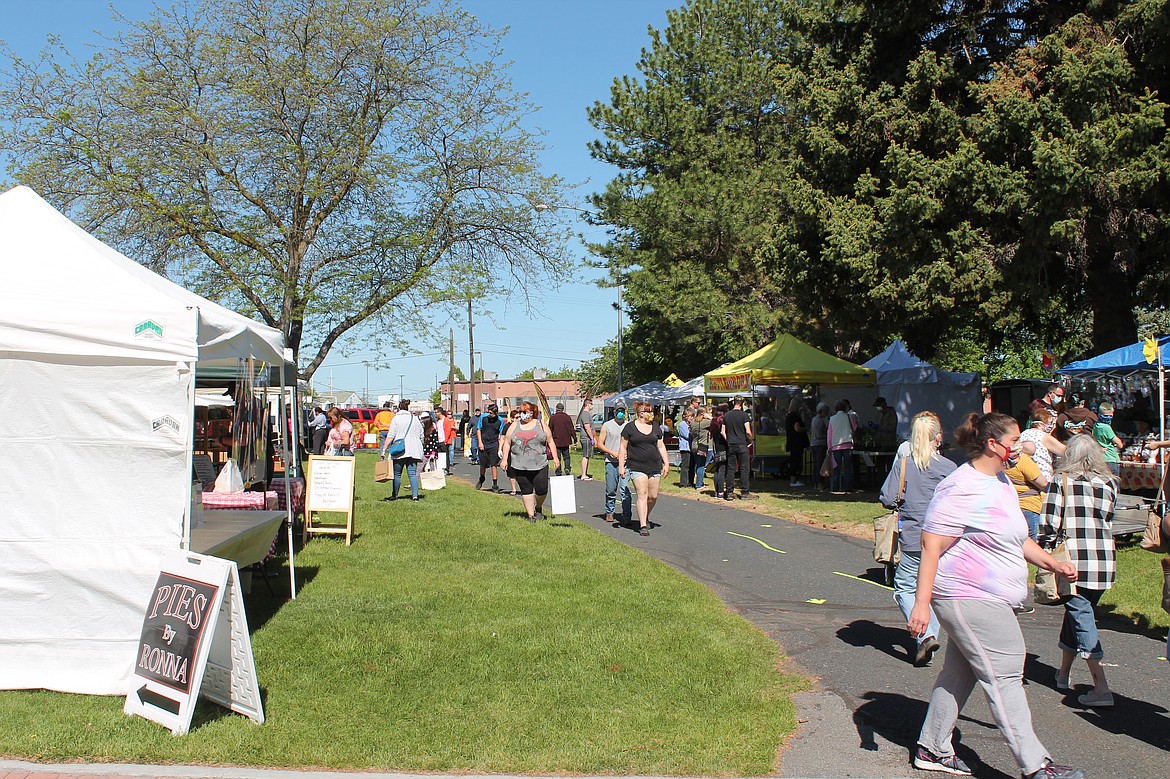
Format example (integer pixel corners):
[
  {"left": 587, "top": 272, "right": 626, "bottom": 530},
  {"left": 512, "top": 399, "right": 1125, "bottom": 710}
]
[{"left": 639, "top": 526, "right": 650, "bottom": 536}]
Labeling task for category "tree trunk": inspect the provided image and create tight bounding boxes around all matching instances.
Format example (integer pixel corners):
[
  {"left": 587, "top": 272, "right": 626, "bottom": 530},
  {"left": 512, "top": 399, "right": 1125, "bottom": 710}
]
[{"left": 1086, "top": 240, "right": 1138, "bottom": 354}]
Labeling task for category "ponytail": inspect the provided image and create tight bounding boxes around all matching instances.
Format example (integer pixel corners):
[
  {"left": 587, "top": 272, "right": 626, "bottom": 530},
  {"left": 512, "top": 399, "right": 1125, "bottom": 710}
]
[{"left": 954, "top": 411, "right": 1018, "bottom": 459}]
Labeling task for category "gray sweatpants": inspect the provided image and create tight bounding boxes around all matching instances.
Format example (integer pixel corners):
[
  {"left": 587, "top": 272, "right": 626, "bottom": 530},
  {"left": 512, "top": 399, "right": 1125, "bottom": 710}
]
[{"left": 918, "top": 598, "right": 1050, "bottom": 776}]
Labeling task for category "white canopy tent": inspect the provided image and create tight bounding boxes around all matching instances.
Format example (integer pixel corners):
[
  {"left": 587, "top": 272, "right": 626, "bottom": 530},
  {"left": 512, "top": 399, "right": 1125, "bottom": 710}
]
[
  {"left": 0, "top": 185, "right": 292, "bottom": 695},
  {"left": 861, "top": 340, "right": 983, "bottom": 440}
]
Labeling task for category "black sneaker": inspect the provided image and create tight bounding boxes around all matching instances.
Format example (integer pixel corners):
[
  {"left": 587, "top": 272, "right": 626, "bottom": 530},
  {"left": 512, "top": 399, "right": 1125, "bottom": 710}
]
[
  {"left": 913, "top": 746, "right": 973, "bottom": 776},
  {"left": 1025, "top": 761, "right": 1085, "bottom": 779},
  {"left": 534, "top": 509, "right": 545, "bottom": 521},
  {"left": 476, "top": 480, "right": 485, "bottom": 490}
]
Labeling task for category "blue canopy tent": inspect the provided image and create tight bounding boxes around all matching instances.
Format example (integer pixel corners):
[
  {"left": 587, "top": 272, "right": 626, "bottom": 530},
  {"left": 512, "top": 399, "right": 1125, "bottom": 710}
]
[
  {"left": 602, "top": 380, "right": 675, "bottom": 409},
  {"left": 1058, "top": 335, "right": 1170, "bottom": 517},
  {"left": 1058, "top": 335, "right": 1170, "bottom": 440},
  {"left": 862, "top": 340, "right": 982, "bottom": 440}
]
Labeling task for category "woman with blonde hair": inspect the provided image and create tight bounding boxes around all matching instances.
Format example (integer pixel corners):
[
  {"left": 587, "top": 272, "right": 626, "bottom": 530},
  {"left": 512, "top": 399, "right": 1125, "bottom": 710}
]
[
  {"left": 1040, "top": 434, "right": 1118, "bottom": 708},
  {"left": 881, "top": 411, "right": 956, "bottom": 666}
]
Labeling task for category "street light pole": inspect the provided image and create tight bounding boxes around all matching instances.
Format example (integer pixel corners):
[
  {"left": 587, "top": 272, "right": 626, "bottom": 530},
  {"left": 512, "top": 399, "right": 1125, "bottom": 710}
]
[
  {"left": 363, "top": 360, "right": 370, "bottom": 405},
  {"left": 613, "top": 287, "right": 623, "bottom": 391},
  {"left": 399, "top": 374, "right": 405, "bottom": 402}
]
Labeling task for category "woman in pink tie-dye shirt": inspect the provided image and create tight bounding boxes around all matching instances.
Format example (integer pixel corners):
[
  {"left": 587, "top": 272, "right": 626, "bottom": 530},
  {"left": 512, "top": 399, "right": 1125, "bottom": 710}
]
[{"left": 907, "top": 412, "right": 1082, "bottom": 779}]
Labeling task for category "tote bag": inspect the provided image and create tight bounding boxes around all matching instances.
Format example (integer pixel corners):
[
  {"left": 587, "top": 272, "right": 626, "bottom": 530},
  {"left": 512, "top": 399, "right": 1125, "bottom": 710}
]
[
  {"left": 873, "top": 457, "right": 906, "bottom": 565},
  {"left": 1035, "top": 474, "right": 1077, "bottom": 604}
]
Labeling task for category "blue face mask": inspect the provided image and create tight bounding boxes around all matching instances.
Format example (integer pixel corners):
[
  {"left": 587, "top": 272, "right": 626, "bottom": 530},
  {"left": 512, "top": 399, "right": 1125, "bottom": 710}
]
[{"left": 615, "top": 411, "right": 625, "bottom": 420}]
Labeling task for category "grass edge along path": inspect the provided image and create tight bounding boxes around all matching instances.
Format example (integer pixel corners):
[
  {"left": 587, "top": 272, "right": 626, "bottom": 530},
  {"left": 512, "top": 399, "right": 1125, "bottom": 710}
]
[{"left": 0, "top": 455, "right": 807, "bottom": 776}]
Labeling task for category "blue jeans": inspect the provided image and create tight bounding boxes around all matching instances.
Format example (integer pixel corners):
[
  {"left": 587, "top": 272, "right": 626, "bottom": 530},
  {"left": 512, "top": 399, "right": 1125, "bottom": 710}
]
[
  {"left": 695, "top": 450, "right": 712, "bottom": 489},
  {"left": 604, "top": 460, "right": 631, "bottom": 518},
  {"left": 894, "top": 549, "right": 940, "bottom": 645},
  {"left": 393, "top": 459, "right": 419, "bottom": 499},
  {"left": 378, "top": 430, "right": 389, "bottom": 451},
  {"left": 1059, "top": 588, "right": 1104, "bottom": 660},
  {"left": 1021, "top": 509, "right": 1040, "bottom": 541},
  {"left": 829, "top": 449, "right": 853, "bottom": 491},
  {"left": 470, "top": 436, "right": 479, "bottom": 462}
]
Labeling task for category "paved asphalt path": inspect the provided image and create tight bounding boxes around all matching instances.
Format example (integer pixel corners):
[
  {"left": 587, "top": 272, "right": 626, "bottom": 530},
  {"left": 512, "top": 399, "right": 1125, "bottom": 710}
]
[{"left": 512, "top": 462, "right": 1170, "bottom": 779}]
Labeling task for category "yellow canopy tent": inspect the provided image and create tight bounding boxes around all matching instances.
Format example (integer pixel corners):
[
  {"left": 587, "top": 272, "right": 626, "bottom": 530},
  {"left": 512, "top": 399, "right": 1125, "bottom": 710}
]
[
  {"left": 704, "top": 334, "right": 875, "bottom": 460},
  {"left": 704, "top": 333, "right": 875, "bottom": 393}
]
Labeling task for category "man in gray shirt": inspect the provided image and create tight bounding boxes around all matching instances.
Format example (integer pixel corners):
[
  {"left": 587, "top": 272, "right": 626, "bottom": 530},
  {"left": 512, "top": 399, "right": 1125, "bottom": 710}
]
[
  {"left": 576, "top": 398, "right": 596, "bottom": 481},
  {"left": 596, "top": 403, "right": 632, "bottom": 524}
]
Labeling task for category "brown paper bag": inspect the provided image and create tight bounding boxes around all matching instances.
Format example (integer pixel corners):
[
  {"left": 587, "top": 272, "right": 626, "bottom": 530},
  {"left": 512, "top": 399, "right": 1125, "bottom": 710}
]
[{"left": 374, "top": 458, "right": 392, "bottom": 483}]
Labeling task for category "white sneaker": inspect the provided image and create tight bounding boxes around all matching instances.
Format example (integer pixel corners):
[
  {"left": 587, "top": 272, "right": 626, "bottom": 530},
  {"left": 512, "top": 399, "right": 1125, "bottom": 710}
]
[
  {"left": 1055, "top": 673, "right": 1072, "bottom": 691},
  {"left": 790, "top": 480, "right": 804, "bottom": 487},
  {"left": 1077, "top": 690, "right": 1114, "bottom": 708}
]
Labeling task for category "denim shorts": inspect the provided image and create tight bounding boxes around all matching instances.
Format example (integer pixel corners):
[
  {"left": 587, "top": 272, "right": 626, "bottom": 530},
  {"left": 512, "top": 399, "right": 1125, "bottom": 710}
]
[{"left": 627, "top": 470, "right": 660, "bottom": 481}]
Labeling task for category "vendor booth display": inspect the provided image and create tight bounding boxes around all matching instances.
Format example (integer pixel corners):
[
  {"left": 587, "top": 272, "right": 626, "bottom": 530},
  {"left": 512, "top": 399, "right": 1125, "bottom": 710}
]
[
  {"left": 0, "top": 186, "right": 293, "bottom": 695},
  {"left": 1058, "top": 336, "right": 1170, "bottom": 502},
  {"left": 704, "top": 334, "right": 876, "bottom": 476},
  {"left": 862, "top": 339, "right": 982, "bottom": 440}
]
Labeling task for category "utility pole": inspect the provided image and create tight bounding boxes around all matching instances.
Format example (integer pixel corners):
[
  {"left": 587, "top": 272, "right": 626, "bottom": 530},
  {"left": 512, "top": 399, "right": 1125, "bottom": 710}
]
[
  {"left": 468, "top": 299, "right": 476, "bottom": 416},
  {"left": 448, "top": 328, "right": 456, "bottom": 414}
]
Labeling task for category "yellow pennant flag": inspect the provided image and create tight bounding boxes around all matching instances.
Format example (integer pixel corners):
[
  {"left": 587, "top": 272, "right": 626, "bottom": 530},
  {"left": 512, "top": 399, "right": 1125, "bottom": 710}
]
[{"left": 1143, "top": 336, "right": 1159, "bottom": 364}]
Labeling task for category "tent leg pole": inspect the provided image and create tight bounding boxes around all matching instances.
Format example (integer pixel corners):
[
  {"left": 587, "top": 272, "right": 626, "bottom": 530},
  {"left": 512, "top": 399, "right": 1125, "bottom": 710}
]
[{"left": 279, "top": 362, "right": 297, "bottom": 600}]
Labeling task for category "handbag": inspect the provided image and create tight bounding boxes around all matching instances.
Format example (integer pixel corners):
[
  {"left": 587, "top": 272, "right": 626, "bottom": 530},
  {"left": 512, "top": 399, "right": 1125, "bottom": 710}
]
[
  {"left": 374, "top": 459, "right": 392, "bottom": 483},
  {"left": 714, "top": 449, "right": 728, "bottom": 464},
  {"left": 386, "top": 416, "right": 413, "bottom": 459},
  {"left": 1140, "top": 506, "right": 1169, "bottom": 553},
  {"left": 1035, "top": 474, "right": 1077, "bottom": 605},
  {"left": 873, "top": 457, "right": 906, "bottom": 565}
]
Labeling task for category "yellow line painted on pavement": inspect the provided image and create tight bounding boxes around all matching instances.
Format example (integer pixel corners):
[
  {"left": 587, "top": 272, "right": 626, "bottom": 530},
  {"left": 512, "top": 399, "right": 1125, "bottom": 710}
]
[
  {"left": 727, "top": 531, "right": 786, "bottom": 554},
  {"left": 833, "top": 571, "right": 894, "bottom": 590},
  {"left": 806, "top": 598, "right": 826, "bottom": 604}
]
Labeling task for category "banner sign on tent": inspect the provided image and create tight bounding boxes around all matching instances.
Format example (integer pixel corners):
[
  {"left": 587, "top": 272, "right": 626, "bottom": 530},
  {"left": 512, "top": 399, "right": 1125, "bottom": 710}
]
[
  {"left": 125, "top": 550, "right": 263, "bottom": 735},
  {"left": 705, "top": 372, "right": 752, "bottom": 395}
]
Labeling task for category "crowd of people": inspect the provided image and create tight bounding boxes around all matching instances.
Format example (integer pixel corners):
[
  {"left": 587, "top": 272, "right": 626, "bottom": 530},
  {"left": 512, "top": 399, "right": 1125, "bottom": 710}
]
[{"left": 874, "top": 380, "right": 1168, "bottom": 779}]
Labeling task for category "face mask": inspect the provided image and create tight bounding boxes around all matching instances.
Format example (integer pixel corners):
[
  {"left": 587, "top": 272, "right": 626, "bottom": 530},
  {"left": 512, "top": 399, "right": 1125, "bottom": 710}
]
[
  {"left": 996, "top": 439, "right": 1020, "bottom": 468},
  {"left": 519, "top": 411, "right": 532, "bottom": 421},
  {"left": 615, "top": 411, "right": 625, "bottom": 420},
  {"left": 487, "top": 413, "right": 498, "bottom": 422}
]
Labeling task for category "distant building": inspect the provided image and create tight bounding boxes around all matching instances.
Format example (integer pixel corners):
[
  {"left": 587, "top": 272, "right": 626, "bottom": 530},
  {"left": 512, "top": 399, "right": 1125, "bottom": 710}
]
[
  {"left": 310, "top": 390, "right": 363, "bottom": 409},
  {"left": 440, "top": 378, "right": 585, "bottom": 416}
]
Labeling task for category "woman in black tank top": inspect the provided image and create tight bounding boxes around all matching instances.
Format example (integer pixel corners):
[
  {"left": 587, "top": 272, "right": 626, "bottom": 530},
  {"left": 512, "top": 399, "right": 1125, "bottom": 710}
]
[{"left": 618, "top": 401, "right": 670, "bottom": 536}]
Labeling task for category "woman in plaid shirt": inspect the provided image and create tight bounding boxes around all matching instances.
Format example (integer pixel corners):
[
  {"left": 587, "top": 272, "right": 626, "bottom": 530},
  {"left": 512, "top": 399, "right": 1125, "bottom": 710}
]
[{"left": 1039, "top": 435, "right": 1118, "bottom": 708}]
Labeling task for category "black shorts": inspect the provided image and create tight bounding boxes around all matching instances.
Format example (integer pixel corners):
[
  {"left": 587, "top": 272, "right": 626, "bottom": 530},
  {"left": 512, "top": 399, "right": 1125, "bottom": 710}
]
[
  {"left": 507, "top": 465, "right": 549, "bottom": 496},
  {"left": 479, "top": 446, "right": 501, "bottom": 467}
]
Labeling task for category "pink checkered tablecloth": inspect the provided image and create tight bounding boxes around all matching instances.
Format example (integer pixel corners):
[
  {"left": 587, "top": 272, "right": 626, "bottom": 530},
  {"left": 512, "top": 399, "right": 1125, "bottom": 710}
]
[
  {"left": 269, "top": 476, "right": 306, "bottom": 517},
  {"left": 203, "top": 490, "right": 278, "bottom": 511}
]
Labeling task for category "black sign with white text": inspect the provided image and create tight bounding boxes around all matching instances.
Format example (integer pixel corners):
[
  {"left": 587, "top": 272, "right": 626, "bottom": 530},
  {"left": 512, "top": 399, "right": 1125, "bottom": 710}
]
[{"left": 134, "top": 572, "right": 219, "bottom": 694}]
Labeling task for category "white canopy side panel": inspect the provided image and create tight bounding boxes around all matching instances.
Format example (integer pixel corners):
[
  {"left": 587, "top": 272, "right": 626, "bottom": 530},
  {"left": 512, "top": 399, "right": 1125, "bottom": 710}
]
[{"left": 0, "top": 357, "right": 190, "bottom": 694}]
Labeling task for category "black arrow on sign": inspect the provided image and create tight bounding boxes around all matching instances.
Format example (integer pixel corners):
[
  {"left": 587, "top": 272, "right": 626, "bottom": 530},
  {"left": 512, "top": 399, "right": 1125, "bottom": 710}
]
[{"left": 137, "top": 685, "right": 180, "bottom": 715}]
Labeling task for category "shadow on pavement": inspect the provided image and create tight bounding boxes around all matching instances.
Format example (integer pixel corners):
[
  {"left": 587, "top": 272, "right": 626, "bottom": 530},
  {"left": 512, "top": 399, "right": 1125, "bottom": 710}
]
[{"left": 837, "top": 619, "right": 914, "bottom": 664}]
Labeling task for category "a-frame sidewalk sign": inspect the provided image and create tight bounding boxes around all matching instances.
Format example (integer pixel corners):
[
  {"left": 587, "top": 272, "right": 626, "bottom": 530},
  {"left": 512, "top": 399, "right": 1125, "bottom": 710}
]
[{"left": 124, "top": 550, "right": 264, "bottom": 735}]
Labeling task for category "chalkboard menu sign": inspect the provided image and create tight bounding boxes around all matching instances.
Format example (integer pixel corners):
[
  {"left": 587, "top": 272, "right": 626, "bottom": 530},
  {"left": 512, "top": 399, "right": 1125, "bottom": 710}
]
[{"left": 134, "top": 572, "right": 219, "bottom": 696}]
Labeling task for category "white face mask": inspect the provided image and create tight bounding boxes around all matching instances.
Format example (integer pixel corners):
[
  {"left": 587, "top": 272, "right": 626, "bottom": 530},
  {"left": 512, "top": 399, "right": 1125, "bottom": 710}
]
[{"left": 519, "top": 411, "right": 532, "bottom": 422}]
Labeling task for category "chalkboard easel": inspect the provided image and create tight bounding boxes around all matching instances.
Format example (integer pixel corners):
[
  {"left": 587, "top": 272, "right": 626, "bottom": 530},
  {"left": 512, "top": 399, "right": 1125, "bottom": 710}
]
[{"left": 303, "top": 455, "right": 356, "bottom": 545}]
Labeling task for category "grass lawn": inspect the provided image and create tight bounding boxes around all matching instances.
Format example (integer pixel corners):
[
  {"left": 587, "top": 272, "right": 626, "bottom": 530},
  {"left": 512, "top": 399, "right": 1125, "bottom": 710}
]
[{"left": 0, "top": 453, "right": 806, "bottom": 775}]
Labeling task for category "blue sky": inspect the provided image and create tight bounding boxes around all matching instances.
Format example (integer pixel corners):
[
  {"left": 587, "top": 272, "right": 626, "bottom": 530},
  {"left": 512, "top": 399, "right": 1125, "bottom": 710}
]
[{"left": 1, "top": 0, "right": 681, "bottom": 401}]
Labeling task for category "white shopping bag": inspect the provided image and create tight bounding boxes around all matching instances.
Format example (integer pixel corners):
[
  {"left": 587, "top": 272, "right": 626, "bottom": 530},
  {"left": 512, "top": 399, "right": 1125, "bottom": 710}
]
[
  {"left": 436, "top": 452, "right": 447, "bottom": 472},
  {"left": 548, "top": 474, "right": 577, "bottom": 515},
  {"left": 213, "top": 459, "right": 245, "bottom": 493}
]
